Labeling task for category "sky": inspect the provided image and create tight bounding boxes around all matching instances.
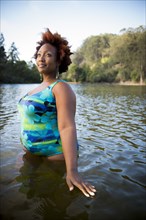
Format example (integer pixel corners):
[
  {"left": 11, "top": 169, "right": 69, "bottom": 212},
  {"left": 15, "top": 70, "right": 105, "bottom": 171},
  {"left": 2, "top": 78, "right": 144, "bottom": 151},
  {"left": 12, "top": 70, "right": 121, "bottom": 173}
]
[{"left": 1, "top": 0, "right": 146, "bottom": 62}]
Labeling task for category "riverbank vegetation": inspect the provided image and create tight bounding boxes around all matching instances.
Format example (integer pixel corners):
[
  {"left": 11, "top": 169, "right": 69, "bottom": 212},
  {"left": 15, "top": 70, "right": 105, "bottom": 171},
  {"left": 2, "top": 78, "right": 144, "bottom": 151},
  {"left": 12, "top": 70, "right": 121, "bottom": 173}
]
[
  {"left": 0, "top": 36, "right": 40, "bottom": 83},
  {"left": 0, "top": 26, "right": 146, "bottom": 84}
]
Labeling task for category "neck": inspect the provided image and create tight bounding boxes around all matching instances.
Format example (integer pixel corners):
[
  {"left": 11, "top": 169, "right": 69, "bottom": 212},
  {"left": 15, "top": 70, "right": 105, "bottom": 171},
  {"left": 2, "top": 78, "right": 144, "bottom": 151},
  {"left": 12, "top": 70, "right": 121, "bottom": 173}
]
[{"left": 42, "top": 75, "right": 57, "bottom": 83}]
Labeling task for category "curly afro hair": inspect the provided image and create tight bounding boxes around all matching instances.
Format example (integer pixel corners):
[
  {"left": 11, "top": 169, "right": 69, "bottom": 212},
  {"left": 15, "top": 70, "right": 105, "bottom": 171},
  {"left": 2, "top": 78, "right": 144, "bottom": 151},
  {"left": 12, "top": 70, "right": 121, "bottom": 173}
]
[{"left": 34, "top": 28, "right": 73, "bottom": 74}]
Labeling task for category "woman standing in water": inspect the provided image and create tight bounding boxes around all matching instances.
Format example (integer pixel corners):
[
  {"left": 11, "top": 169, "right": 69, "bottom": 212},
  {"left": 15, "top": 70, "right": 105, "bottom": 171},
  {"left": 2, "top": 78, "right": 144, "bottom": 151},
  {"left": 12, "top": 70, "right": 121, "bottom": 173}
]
[{"left": 18, "top": 28, "right": 96, "bottom": 197}]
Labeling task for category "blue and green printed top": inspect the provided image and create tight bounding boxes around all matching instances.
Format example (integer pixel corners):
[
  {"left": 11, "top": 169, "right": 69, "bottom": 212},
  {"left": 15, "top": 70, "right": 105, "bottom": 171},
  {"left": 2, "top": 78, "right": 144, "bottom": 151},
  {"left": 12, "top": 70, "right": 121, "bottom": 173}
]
[{"left": 18, "top": 80, "right": 63, "bottom": 156}]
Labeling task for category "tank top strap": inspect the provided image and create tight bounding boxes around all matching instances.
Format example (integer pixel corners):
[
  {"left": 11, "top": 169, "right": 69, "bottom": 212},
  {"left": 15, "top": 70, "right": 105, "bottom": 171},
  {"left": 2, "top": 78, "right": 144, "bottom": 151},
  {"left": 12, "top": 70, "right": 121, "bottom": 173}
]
[{"left": 50, "top": 79, "right": 65, "bottom": 91}]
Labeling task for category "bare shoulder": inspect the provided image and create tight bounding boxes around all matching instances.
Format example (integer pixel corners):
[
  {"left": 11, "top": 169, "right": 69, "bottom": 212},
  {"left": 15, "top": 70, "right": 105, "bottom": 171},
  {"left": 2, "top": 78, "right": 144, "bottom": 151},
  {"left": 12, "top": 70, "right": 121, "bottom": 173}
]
[{"left": 53, "top": 81, "right": 76, "bottom": 100}]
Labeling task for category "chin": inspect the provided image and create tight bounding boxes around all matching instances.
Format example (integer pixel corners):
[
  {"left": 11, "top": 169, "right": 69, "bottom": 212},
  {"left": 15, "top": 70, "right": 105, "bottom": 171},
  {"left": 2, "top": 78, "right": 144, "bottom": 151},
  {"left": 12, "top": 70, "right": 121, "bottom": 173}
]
[{"left": 39, "top": 69, "right": 47, "bottom": 74}]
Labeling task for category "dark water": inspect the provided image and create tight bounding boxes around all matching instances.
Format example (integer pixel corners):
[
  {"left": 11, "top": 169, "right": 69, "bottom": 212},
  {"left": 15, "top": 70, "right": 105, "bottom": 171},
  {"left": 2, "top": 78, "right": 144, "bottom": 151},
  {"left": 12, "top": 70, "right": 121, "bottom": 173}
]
[{"left": 0, "top": 83, "right": 146, "bottom": 220}]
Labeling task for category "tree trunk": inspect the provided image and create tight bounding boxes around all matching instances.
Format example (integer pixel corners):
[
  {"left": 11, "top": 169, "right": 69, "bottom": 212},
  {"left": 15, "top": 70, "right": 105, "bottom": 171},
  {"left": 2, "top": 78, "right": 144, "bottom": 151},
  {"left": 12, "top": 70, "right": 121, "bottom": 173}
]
[{"left": 140, "top": 64, "right": 143, "bottom": 85}]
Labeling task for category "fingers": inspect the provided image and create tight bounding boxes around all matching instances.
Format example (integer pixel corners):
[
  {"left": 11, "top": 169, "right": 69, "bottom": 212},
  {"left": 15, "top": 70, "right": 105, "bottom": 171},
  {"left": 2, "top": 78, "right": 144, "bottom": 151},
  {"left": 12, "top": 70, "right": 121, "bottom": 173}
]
[
  {"left": 72, "top": 180, "right": 96, "bottom": 197},
  {"left": 82, "top": 182, "right": 96, "bottom": 197},
  {"left": 66, "top": 173, "right": 96, "bottom": 198},
  {"left": 66, "top": 178, "right": 74, "bottom": 191}
]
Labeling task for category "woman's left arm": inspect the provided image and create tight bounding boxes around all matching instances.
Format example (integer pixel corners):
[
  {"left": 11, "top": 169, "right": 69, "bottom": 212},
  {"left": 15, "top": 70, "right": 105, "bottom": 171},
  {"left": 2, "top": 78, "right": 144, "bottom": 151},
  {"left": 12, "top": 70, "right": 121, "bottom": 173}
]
[{"left": 53, "top": 82, "right": 96, "bottom": 197}]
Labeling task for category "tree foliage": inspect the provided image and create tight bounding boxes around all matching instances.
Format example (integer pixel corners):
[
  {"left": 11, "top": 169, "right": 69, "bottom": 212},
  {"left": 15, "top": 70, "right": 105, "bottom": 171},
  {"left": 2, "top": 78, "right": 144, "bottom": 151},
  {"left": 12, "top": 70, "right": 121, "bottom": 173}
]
[
  {"left": 64, "top": 26, "right": 146, "bottom": 84},
  {"left": 7, "top": 42, "right": 20, "bottom": 63},
  {"left": 1, "top": 26, "right": 146, "bottom": 84},
  {"left": 0, "top": 33, "right": 40, "bottom": 83}
]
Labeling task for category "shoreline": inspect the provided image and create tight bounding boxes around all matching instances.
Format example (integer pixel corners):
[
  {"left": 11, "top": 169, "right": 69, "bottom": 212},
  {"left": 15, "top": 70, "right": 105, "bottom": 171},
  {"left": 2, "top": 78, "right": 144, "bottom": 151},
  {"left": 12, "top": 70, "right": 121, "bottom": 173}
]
[
  {"left": 68, "top": 81, "right": 146, "bottom": 86},
  {"left": 115, "top": 81, "right": 146, "bottom": 86},
  {"left": 1, "top": 81, "right": 146, "bottom": 86}
]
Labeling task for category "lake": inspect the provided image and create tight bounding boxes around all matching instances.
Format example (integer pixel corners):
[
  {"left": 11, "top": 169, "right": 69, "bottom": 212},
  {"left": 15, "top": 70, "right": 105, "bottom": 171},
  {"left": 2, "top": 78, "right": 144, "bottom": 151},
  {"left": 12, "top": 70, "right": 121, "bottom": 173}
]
[{"left": 0, "top": 83, "right": 146, "bottom": 220}]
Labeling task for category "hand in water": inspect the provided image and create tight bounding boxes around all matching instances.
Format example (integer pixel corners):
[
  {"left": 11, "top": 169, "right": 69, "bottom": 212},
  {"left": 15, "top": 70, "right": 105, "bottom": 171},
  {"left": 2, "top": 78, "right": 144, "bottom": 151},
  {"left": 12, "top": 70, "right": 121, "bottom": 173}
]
[{"left": 66, "top": 170, "right": 96, "bottom": 197}]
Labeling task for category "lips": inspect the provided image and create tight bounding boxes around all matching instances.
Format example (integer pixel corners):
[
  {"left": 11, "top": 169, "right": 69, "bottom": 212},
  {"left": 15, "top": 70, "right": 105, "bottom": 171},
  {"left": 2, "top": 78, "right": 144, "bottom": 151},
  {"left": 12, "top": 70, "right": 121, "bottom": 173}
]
[{"left": 39, "top": 64, "right": 46, "bottom": 68}]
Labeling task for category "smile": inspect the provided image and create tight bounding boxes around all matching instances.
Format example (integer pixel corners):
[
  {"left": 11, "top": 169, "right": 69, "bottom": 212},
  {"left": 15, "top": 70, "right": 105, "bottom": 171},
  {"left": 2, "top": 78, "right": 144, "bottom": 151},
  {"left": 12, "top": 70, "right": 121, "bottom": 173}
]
[{"left": 39, "top": 65, "right": 46, "bottom": 68}]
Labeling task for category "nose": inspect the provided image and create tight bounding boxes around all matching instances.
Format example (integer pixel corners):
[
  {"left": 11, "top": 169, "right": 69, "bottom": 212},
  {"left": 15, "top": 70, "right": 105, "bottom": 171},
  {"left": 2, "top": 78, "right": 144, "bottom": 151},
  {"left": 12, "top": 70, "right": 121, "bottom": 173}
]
[{"left": 39, "top": 55, "right": 45, "bottom": 62}]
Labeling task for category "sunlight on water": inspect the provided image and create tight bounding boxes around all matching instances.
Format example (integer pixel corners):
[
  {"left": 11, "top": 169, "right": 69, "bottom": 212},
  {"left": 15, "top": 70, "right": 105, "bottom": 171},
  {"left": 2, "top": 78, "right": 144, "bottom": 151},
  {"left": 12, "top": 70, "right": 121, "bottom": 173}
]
[{"left": 0, "top": 84, "right": 146, "bottom": 220}]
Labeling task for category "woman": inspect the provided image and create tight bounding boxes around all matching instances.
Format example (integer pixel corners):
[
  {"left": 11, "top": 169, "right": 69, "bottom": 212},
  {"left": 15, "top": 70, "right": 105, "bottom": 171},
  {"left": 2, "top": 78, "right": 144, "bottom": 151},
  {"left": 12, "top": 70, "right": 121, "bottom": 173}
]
[{"left": 18, "top": 29, "right": 96, "bottom": 197}]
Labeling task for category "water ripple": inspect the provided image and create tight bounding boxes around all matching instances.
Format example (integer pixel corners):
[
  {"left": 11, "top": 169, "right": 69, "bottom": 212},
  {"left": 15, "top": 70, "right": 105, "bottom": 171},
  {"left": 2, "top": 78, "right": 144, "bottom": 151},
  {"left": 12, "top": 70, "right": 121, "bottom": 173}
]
[{"left": 0, "top": 84, "right": 146, "bottom": 220}]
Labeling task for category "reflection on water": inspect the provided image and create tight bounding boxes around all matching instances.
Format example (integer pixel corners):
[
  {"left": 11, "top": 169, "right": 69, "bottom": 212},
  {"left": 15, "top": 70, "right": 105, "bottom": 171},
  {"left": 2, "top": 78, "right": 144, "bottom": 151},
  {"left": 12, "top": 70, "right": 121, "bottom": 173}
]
[
  {"left": 15, "top": 153, "right": 82, "bottom": 219},
  {"left": 0, "top": 84, "right": 146, "bottom": 220}
]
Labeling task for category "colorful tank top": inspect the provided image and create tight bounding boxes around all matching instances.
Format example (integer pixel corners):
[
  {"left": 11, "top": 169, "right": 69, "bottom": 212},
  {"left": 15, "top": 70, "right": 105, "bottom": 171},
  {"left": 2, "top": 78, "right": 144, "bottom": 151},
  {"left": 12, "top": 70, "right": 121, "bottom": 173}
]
[{"left": 18, "top": 80, "right": 63, "bottom": 156}]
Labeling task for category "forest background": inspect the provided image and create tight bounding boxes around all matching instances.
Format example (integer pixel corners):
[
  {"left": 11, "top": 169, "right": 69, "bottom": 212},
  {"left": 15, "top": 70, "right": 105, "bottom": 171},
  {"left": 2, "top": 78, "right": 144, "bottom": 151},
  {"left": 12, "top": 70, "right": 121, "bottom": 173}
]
[{"left": 0, "top": 26, "right": 146, "bottom": 84}]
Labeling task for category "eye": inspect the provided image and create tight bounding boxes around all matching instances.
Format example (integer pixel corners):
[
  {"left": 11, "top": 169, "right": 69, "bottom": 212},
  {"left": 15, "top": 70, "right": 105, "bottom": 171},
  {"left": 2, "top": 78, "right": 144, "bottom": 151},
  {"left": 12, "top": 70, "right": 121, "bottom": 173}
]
[
  {"left": 36, "top": 53, "right": 41, "bottom": 58},
  {"left": 46, "top": 53, "right": 52, "bottom": 57}
]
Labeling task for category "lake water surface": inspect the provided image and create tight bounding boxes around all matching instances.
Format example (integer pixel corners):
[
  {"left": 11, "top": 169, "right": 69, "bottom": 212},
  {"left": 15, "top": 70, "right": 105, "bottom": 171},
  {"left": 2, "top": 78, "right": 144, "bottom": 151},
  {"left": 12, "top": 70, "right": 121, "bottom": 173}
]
[{"left": 0, "top": 83, "right": 146, "bottom": 220}]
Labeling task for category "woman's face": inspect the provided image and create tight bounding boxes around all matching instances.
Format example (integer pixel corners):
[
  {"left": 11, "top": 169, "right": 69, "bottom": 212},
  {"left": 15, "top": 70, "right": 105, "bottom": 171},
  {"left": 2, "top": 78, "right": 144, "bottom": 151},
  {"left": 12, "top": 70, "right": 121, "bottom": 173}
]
[{"left": 36, "top": 43, "right": 58, "bottom": 75}]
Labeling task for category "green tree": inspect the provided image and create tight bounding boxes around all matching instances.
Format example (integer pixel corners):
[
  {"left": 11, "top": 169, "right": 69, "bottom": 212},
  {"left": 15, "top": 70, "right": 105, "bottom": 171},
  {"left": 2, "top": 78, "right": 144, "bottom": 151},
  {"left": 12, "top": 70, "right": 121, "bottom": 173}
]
[
  {"left": 134, "top": 26, "right": 146, "bottom": 83},
  {"left": 67, "top": 63, "right": 78, "bottom": 82},
  {"left": 0, "top": 33, "right": 7, "bottom": 83},
  {"left": 110, "top": 26, "right": 146, "bottom": 83},
  {"left": 1, "top": 27, "right": 146, "bottom": 84},
  {"left": 0, "top": 33, "right": 7, "bottom": 64},
  {"left": 7, "top": 42, "right": 19, "bottom": 63}
]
